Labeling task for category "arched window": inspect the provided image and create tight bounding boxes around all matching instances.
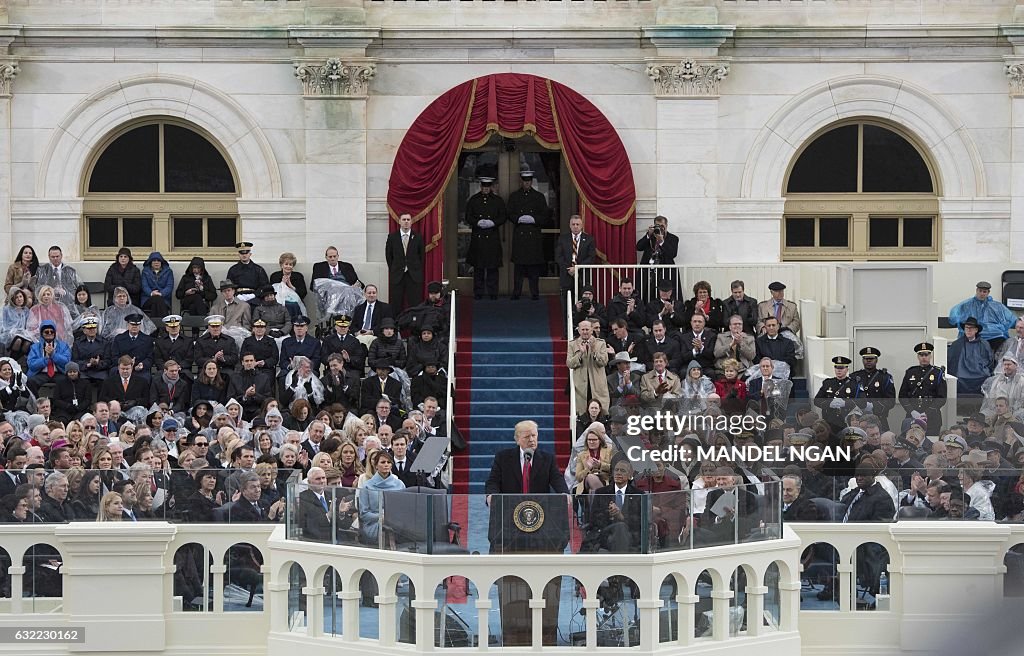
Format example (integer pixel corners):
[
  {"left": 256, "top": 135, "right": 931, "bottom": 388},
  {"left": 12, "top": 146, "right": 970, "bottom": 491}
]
[
  {"left": 82, "top": 120, "right": 239, "bottom": 260},
  {"left": 783, "top": 121, "right": 939, "bottom": 261}
]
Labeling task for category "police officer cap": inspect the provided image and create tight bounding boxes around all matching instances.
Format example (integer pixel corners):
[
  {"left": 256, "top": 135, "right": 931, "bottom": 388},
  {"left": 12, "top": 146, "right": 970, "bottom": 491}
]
[
  {"left": 82, "top": 317, "right": 99, "bottom": 328},
  {"left": 293, "top": 315, "right": 311, "bottom": 326},
  {"left": 914, "top": 342, "right": 934, "bottom": 354},
  {"left": 832, "top": 356, "right": 853, "bottom": 366},
  {"left": 840, "top": 426, "right": 867, "bottom": 441},
  {"left": 251, "top": 319, "right": 267, "bottom": 327},
  {"left": 333, "top": 315, "right": 351, "bottom": 326},
  {"left": 657, "top": 279, "right": 675, "bottom": 292},
  {"left": 206, "top": 315, "right": 224, "bottom": 326},
  {"left": 163, "top": 314, "right": 182, "bottom": 326},
  {"left": 478, "top": 176, "right": 496, "bottom": 184},
  {"left": 976, "top": 281, "right": 992, "bottom": 290},
  {"left": 519, "top": 170, "right": 535, "bottom": 179},
  {"left": 427, "top": 281, "right": 443, "bottom": 294},
  {"left": 125, "top": 313, "right": 144, "bottom": 324},
  {"left": 962, "top": 316, "right": 982, "bottom": 330},
  {"left": 768, "top": 281, "right": 786, "bottom": 291},
  {"left": 859, "top": 346, "right": 881, "bottom": 358}
]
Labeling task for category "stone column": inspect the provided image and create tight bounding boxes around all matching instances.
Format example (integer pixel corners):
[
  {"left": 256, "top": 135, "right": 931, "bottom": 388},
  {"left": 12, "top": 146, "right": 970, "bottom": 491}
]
[
  {"left": 411, "top": 599, "right": 436, "bottom": 652},
  {"left": 836, "top": 562, "right": 855, "bottom": 612},
  {"left": 778, "top": 579, "right": 801, "bottom": 632},
  {"left": 377, "top": 593, "right": 398, "bottom": 645},
  {"left": 0, "top": 59, "right": 17, "bottom": 263},
  {"left": 581, "top": 598, "right": 600, "bottom": 647},
  {"left": 266, "top": 582, "right": 291, "bottom": 633},
  {"left": 211, "top": 563, "right": 226, "bottom": 613},
  {"left": 646, "top": 58, "right": 729, "bottom": 263},
  {"left": 339, "top": 590, "right": 362, "bottom": 641},
  {"left": 476, "top": 598, "right": 492, "bottom": 650},
  {"left": 636, "top": 599, "right": 663, "bottom": 650},
  {"left": 744, "top": 585, "right": 767, "bottom": 636},
  {"left": 303, "top": 586, "right": 326, "bottom": 637},
  {"left": 890, "top": 523, "right": 1011, "bottom": 653},
  {"left": 710, "top": 589, "right": 733, "bottom": 640},
  {"left": 55, "top": 522, "right": 176, "bottom": 653},
  {"left": 294, "top": 57, "right": 375, "bottom": 270},
  {"left": 529, "top": 598, "right": 546, "bottom": 648},
  {"left": 7, "top": 566, "right": 23, "bottom": 614},
  {"left": 1005, "top": 57, "right": 1024, "bottom": 260},
  {"left": 677, "top": 593, "right": 699, "bottom": 645}
]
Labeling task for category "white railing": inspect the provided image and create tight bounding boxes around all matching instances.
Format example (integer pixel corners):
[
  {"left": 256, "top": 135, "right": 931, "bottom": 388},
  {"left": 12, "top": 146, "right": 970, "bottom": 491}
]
[
  {"left": 445, "top": 289, "right": 457, "bottom": 484},
  {"left": 566, "top": 289, "right": 576, "bottom": 442}
]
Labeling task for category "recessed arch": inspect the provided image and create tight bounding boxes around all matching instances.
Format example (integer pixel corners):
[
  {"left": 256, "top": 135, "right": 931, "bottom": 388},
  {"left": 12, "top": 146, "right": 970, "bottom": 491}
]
[
  {"left": 742, "top": 75, "right": 984, "bottom": 200},
  {"left": 38, "top": 74, "right": 282, "bottom": 199}
]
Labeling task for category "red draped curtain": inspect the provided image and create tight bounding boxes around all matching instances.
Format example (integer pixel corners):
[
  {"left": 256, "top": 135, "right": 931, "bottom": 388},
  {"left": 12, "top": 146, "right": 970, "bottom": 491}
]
[{"left": 386, "top": 73, "right": 637, "bottom": 292}]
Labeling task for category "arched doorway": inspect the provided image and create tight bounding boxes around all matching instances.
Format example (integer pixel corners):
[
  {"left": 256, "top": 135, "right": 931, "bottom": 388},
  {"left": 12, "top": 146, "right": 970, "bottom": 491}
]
[{"left": 387, "top": 73, "right": 636, "bottom": 298}]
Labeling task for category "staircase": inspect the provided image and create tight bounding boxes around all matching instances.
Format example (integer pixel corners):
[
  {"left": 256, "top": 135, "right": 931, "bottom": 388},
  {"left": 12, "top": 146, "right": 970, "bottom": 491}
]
[{"left": 453, "top": 297, "right": 569, "bottom": 495}]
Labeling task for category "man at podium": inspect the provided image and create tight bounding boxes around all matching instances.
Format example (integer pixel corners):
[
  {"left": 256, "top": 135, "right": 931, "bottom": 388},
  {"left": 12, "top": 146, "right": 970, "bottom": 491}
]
[{"left": 483, "top": 419, "right": 569, "bottom": 645}]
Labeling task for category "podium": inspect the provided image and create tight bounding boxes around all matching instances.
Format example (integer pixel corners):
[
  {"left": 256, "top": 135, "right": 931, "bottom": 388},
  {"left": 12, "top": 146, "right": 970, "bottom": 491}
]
[{"left": 488, "top": 494, "right": 570, "bottom": 646}]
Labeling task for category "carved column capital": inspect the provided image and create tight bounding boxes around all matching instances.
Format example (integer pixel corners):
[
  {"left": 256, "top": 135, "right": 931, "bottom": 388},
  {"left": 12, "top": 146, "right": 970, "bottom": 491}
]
[
  {"left": 1006, "top": 59, "right": 1024, "bottom": 97},
  {"left": 646, "top": 59, "right": 729, "bottom": 98},
  {"left": 293, "top": 58, "right": 376, "bottom": 98},
  {"left": 0, "top": 60, "right": 19, "bottom": 97}
]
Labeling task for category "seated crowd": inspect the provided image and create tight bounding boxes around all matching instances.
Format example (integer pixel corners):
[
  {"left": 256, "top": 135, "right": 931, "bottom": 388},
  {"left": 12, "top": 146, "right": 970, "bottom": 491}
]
[
  {"left": 0, "top": 242, "right": 454, "bottom": 527},
  {"left": 567, "top": 277, "right": 1024, "bottom": 552}
]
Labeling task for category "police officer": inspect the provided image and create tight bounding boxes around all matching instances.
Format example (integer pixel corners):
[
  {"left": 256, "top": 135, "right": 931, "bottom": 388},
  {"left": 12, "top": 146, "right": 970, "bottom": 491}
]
[
  {"left": 465, "top": 177, "right": 507, "bottom": 300},
  {"left": 507, "top": 170, "right": 550, "bottom": 301},
  {"left": 814, "top": 356, "right": 860, "bottom": 433},
  {"left": 851, "top": 346, "right": 896, "bottom": 431},
  {"left": 898, "top": 342, "right": 947, "bottom": 434},
  {"left": 226, "top": 241, "right": 270, "bottom": 306}
]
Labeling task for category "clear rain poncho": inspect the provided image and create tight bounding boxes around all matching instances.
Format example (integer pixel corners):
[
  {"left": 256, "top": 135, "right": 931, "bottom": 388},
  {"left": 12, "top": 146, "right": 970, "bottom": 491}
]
[
  {"left": 26, "top": 286, "right": 73, "bottom": 343},
  {"left": 100, "top": 286, "right": 156, "bottom": 339},
  {"left": 313, "top": 279, "right": 364, "bottom": 320},
  {"left": 0, "top": 300, "right": 31, "bottom": 346}
]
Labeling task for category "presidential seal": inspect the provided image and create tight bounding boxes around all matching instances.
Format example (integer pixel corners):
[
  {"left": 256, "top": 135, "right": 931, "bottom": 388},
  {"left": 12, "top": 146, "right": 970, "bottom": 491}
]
[{"left": 512, "top": 500, "right": 545, "bottom": 533}]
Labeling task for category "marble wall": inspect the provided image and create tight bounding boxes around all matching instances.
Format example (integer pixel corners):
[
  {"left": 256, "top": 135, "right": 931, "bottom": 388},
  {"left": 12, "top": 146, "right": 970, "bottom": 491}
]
[{"left": 1, "top": 7, "right": 1021, "bottom": 276}]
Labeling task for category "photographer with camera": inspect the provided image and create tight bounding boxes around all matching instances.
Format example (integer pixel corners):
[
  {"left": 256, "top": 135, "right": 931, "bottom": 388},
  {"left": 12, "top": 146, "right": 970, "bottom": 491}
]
[
  {"left": 572, "top": 285, "right": 608, "bottom": 334},
  {"left": 635, "top": 215, "right": 679, "bottom": 299}
]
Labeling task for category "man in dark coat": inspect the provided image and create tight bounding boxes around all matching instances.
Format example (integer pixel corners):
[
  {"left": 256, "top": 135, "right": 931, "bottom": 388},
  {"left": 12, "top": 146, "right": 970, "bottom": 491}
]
[
  {"left": 108, "top": 313, "right": 155, "bottom": 378},
  {"left": 465, "top": 177, "right": 507, "bottom": 300},
  {"left": 755, "top": 316, "right": 797, "bottom": 370},
  {"left": 839, "top": 461, "right": 896, "bottom": 522},
  {"left": 240, "top": 320, "right": 280, "bottom": 375},
  {"left": 554, "top": 215, "right": 595, "bottom": 306},
  {"left": 678, "top": 313, "right": 718, "bottom": 374},
  {"left": 190, "top": 316, "right": 240, "bottom": 374},
  {"left": 586, "top": 457, "right": 646, "bottom": 552},
  {"left": 899, "top": 342, "right": 947, "bottom": 433},
  {"left": 100, "top": 355, "right": 152, "bottom": 410},
  {"left": 298, "top": 467, "right": 356, "bottom": 542},
  {"left": 814, "top": 356, "right": 861, "bottom": 432},
  {"left": 635, "top": 215, "right": 679, "bottom": 298},
  {"left": 781, "top": 474, "right": 820, "bottom": 521},
  {"left": 319, "top": 315, "right": 365, "bottom": 377},
  {"left": 72, "top": 317, "right": 109, "bottom": 395},
  {"left": 150, "top": 359, "right": 191, "bottom": 415},
  {"left": 153, "top": 314, "right": 193, "bottom": 374},
  {"left": 507, "top": 170, "right": 551, "bottom": 301},
  {"left": 52, "top": 362, "right": 92, "bottom": 422},
  {"left": 411, "top": 361, "right": 446, "bottom": 409},
  {"left": 226, "top": 352, "right": 274, "bottom": 421},
  {"left": 278, "top": 316, "right": 321, "bottom": 382},
  {"left": 397, "top": 282, "right": 450, "bottom": 344},
  {"left": 225, "top": 242, "right": 270, "bottom": 304},
  {"left": 360, "top": 361, "right": 402, "bottom": 415},
  {"left": 385, "top": 213, "right": 425, "bottom": 314},
  {"left": 700, "top": 466, "right": 760, "bottom": 544},
  {"left": 311, "top": 246, "right": 361, "bottom": 292},
  {"left": 351, "top": 285, "right": 392, "bottom": 338},
  {"left": 850, "top": 346, "right": 896, "bottom": 431},
  {"left": 723, "top": 280, "right": 759, "bottom": 335}
]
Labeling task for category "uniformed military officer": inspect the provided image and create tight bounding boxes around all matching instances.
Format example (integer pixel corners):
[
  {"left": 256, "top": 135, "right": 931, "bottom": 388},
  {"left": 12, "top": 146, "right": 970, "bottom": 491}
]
[
  {"left": 898, "top": 342, "right": 947, "bottom": 434},
  {"left": 851, "top": 346, "right": 896, "bottom": 431},
  {"left": 507, "top": 170, "right": 551, "bottom": 301},
  {"left": 814, "top": 356, "right": 860, "bottom": 432},
  {"left": 226, "top": 241, "right": 270, "bottom": 305},
  {"left": 465, "top": 177, "right": 507, "bottom": 300}
]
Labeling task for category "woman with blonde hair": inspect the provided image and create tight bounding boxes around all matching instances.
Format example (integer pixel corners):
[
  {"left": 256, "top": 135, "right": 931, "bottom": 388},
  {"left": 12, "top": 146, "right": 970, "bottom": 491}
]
[
  {"left": 356, "top": 449, "right": 380, "bottom": 488},
  {"left": 335, "top": 441, "right": 363, "bottom": 488},
  {"left": 269, "top": 251, "right": 307, "bottom": 320},
  {"left": 97, "top": 492, "right": 124, "bottom": 521},
  {"left": 311, "top": 451, "right": 334, "bottom": 471},
  {"left": 26, "top": 285, "right": 73, "bottom": 342},
  {"left": 573, "top": 422, "right": 615, "bottom": 496}
]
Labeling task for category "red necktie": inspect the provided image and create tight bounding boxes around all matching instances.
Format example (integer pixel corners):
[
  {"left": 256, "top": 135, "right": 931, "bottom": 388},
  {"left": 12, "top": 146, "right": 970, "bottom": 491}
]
[
  {"left": 522, "top": 458, "right": 531, "bottom": 494},
  {"left": 46, "top": 357, "right": 54, "bottom": 378}
]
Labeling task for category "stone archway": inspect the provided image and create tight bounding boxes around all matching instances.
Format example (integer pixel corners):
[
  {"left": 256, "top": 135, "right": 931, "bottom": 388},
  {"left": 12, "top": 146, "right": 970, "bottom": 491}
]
[
  {"left": 741, "top": 75, "right": 985, "bottom": 200},
  {"left": 37, "top": 74, "right": 282, "bottom": 199}
]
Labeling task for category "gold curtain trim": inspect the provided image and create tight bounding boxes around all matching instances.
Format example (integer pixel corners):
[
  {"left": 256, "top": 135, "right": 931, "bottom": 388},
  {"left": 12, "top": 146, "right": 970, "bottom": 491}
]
[
  {"left": 546, "top": 79, "right": 635, "bottom": 226},
  {"left": 463, "top": 125, "right": 562, "bottom": 151},
  {"left": 388, "top": 78, "right": 480, "bottom": 225}
]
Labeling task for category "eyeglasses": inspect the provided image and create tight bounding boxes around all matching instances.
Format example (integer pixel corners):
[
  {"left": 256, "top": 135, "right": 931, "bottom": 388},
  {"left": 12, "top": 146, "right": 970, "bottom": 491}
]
[{"left": 193, "top": 442, "right": 209, "bottom": 447}]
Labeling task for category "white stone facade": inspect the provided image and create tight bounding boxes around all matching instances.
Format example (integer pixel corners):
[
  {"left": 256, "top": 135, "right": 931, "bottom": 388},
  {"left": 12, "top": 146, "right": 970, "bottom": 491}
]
[{"left": 0, "top": 0, "right": 1021, "bottom": 273}]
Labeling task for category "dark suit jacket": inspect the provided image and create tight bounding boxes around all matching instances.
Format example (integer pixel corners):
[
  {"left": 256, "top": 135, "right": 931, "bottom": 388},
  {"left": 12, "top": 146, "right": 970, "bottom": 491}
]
[
  {"left": 298, "top": 488, "right": 355, "bottom": 542},
  {"left": 636, "top": 231, "right": 679, "bottom": 266},
  {"left": 360, "top": 375, "right": 403, "bottom": 415},
  {"left": 391, "top": 459, "right": 419, "bottom": 488},
  {"left": 839, "top": 483, "right": 896, "bottom": 522},
  {"left": 0, "top": 471, "right": 25, "bottom": 500},
  {"left": 311, "top": 261, "right": 360, "bottom": 290},
  {"left": 151, "top": 377, "right": 191, "bottom": 414},
  {"left": 553, "top": 232, "right": 596, "bottom": 290},
  {"left": 218, "top": 499, "right": 265, "bottom": 523},
  {"left": 99, "top": 374, "right": 152, "bottom": 409},
  {"left": 755, "top": 334, "right": 797, "bottom": 369},
  {"left": 782, "top": 492, "right": 821, "bottom": 521},
  {"left": 484, "top": 447, "right": 569, "bottom": 495},
  {"left": 351, "top": 301, "right": 393, "bottom": 335},
  {"left": 589, "top": 482, "right": 645, "bottom": 550},
  {"left": 703, "top": 486, "right": 759, "bottom": 539},
  {"left": 678, "top": 330, "right": 718, "bottom": 371},
  {"left": 109, "top": 332, "right": 155, "bottom": 372},
  {"left": 385, "top": 230, "right": 425, "bottom": 282},
  {"left": 373, "top": 413, "right": 403, "bottom": 433}
]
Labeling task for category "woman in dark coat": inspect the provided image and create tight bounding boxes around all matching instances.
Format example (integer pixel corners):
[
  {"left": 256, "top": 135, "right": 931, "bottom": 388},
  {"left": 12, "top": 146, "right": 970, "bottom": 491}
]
[
  {"left": 191, "top": 360, "right": 227, "bottom": 406},
  {"left": 175, "top": 256, "right": 217, "bottom": 316},
  {"left": 405, "top": 325, "right": 446, "bottom": 376},
  {"left": 681, "top": 280, "right": 727, "bottom": 333},
  {"left": 103, "top": 248, "right": 142, "bottom": 306},
  {"left": 367, "top": 318, "right": 407, "bottom": 370}
]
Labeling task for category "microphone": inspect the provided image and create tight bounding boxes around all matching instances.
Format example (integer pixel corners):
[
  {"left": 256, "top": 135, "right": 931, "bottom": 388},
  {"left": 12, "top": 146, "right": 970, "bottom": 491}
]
[{"left": 522, "top": 448, "right": 534, "bottom": 462}]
